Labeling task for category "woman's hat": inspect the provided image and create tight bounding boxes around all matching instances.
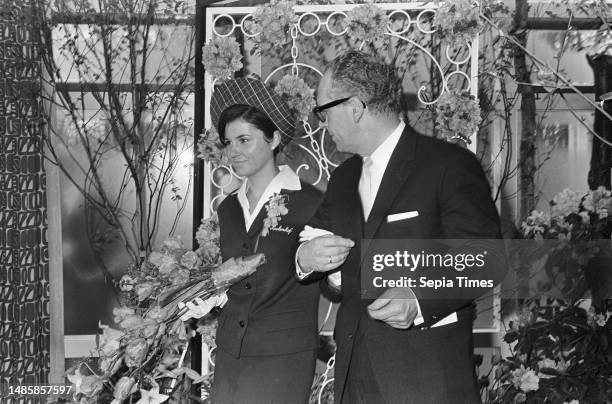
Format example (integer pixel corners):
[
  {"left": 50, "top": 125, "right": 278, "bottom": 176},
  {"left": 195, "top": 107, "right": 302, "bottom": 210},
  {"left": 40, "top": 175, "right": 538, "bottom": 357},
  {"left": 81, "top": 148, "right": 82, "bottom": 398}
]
[{"left": 210, "top": 78, "right": 296, "bottom": 147}]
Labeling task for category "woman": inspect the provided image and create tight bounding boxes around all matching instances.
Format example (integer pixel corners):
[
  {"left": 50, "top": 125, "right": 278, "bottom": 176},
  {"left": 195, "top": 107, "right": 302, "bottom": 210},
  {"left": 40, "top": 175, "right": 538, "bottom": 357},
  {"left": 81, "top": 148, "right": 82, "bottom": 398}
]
[{"left": 207, "top": 78, "right": 322, "bottom": 403}]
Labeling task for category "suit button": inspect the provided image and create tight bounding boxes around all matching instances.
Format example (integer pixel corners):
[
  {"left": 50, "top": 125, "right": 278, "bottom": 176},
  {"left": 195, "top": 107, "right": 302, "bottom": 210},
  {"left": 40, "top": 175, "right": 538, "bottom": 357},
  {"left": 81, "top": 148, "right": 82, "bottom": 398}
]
[
  {"left": 239, "top": 321, "right": 245, "bottom": 327},
  {"left": 242, "top": 242, "right": 249, "bottom": 250},
  {"left": 245, "top": 282, "right": 252, "bottom": 289},
  {"left": 348, "top": 333, "right": 353, "bottom": 339}
]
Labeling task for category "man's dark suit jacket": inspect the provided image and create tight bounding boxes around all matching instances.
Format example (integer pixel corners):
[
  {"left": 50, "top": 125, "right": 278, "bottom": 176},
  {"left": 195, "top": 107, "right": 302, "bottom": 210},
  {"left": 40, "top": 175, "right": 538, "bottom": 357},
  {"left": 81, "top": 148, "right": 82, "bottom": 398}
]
[
  {"left": 309, "top": 126, "right": 505, "bottom": 403},
  {"left": 215, "top": 181, "right": 323, "bottom": 358}
]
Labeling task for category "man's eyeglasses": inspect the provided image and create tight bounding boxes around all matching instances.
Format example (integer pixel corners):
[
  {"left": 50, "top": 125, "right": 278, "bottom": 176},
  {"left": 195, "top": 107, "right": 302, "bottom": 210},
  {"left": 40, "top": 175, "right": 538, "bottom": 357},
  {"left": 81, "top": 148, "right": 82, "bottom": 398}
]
[{"left": 313, "top": 97, "right": 365, "bottom": 122}]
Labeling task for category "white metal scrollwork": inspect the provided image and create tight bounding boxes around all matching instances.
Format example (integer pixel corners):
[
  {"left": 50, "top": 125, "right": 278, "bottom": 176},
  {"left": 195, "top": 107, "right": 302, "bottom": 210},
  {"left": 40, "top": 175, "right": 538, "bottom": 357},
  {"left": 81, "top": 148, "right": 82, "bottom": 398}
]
[{"left": 204, "top": 3, "right": 479, "bottom": 215}]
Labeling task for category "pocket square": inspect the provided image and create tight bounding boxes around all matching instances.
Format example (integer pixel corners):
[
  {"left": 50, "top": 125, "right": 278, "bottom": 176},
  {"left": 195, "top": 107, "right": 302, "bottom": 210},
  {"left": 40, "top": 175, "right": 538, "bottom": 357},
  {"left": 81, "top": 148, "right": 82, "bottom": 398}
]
[{"left": 387, "top": 211, "right": 419, "bottom": 223}]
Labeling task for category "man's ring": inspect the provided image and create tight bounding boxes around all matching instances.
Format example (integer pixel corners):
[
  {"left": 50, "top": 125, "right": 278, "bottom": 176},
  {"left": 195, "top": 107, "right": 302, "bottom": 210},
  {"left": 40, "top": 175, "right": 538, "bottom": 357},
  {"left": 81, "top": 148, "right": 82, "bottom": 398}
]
[{"left": 329, "top": 256, "right": 333, "bottom": 264}]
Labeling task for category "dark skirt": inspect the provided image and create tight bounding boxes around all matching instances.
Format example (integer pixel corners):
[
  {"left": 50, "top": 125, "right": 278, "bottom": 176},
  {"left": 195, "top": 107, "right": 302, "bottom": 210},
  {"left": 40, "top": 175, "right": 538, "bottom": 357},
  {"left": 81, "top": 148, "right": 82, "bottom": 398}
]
[{"left": 211, "top": 348, "right": 317, "bottom": 404}]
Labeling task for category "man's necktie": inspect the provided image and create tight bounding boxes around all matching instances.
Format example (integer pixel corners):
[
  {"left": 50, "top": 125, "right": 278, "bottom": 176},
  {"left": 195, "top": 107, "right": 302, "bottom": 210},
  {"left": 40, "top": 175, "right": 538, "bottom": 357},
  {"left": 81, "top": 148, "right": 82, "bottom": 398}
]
[{"left": 359, "top": 156, "right": 374, "bottom": 220}]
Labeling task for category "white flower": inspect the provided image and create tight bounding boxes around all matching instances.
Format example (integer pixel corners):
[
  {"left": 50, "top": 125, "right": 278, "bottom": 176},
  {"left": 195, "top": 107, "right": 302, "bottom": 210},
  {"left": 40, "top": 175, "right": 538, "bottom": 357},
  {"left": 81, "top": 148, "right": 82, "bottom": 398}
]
[
  {"left": 148, "top": 251, "right": 166, "bottom": 266},
  {"left": 579, "top": 211, "right": 590, "bottom": 224},
  {"left": 98, "top": 323, "right": 124, "bottom": 356},
  {"left": 587, "top": 306, "right": 611, "bottom": 327},
  {"left": 135, "top": 282, "right": 156, "bottom": 302},
  {"left": 537, "top": 358, "right": 556, "bottom": 369},
  {"left": 537, "top": 357, "right": 568, "bottom": 378},
  {"left": 158, "top": 261, "right": 178, "bottom": 274},
  {"left": 125, "top": 338, "right": 149, "bottom": 368},
  {"left": 556, "top": 359, "right": 569, "bottom": 373},
  {"left": 521, "top": 209, "right": 551, "bottom": 237},
  {"left": 551, "top": 216, "right": 573, "bottom": 239},
  {"left": 145, "top": 306, "right": 167, "bottom": 322},
  {"left": 112, "top": 377, "right": 138, "bottom": 403},
  {"left": 181, "top": 251, "right": 201, "bottom": 270},
  {"left": 149, "top": 251, "right": 178, "bottom": 274},
  {"left": 113, "top": 306, "right": 135, "bottom": 321},
  {"left": 169, "top": 267, "right": 190, "bottom": 286},
  {"left": 99, "top": 354, "right": 122, "bottom": 374},
  {"left": 583, "top": 186, "right": 612, "bottom": 219},
  {"left": 67, "top": 367, "right": 104, "bottom": 398},
  {"left": 140, "top": 320, "right": 161, "bottom": 339},
  {"left": 163, "top": 237, "right": 183, "bottom": 250},
  {"left": 116, "top": 311, "right": 145, "bottom": 330},
  {"left": 511, "top": 365, "right": 539, "bottom": 392},
  {"left": 551, "top": 188, "right": 582, "bottom": 217},
  {"left": 119, "top": 274, "right": 136, "bottom": 292},
  {"left": 135, "top": 381, "right": 169, "bottom": 404}
]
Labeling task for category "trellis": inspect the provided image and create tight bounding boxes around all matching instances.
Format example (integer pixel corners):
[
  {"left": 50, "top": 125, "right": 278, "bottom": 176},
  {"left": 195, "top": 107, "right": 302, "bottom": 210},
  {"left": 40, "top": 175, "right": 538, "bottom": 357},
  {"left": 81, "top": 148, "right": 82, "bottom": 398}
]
[{"left": 201, "top": 2, "right": 481, "bottom": 217}]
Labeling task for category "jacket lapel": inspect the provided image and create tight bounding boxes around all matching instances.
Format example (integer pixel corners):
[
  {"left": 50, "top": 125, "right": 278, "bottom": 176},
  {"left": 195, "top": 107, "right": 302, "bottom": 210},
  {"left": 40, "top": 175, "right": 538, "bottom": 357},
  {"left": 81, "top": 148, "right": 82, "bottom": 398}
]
[
  {"left": 363, "top": 126, "right": 417, "bottom": 240},
  {"left": 224, "top": 194, "right": 249, "bottom": 237},
  {"left": 330, "top": 156, "right": 365, "bottom": 277},
  {"left": 247, "top": 201, "right": 269, "bottom": 239}
]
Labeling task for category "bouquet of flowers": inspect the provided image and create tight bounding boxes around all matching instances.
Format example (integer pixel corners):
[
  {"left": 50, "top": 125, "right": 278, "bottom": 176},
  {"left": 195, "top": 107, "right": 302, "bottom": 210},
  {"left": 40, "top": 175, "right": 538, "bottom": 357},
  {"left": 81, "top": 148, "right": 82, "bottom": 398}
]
[
  {"left": 66, "top": 215, "right": 266, "bottom": 403},
  {"left": 484, "top": 298, "right": 612, "bottom": 403},
  {"left": 519, "top": 187, "right": 612, "bottom": 301},
  {"left": 482, "top": 188, "right": 612, "bottom": 403}
]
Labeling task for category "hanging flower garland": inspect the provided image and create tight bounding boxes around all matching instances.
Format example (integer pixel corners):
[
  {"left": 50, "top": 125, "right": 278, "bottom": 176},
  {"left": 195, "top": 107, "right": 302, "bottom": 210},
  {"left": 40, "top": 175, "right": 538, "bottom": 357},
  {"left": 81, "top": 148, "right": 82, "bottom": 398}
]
[
  {"left": 274, "top": 74, "right": 316, "bottom": 122},
  {"left": 197, "top": 127, "right": 228, "bottom": 166},
  {"left": 251, "top": 0, "right": 297, "bottom": 51},
  {"left": 434, "top": 92, "right": 481, "bottom": 145},
  {"left": 343, "top": 3, "right": 389, "bottom": 49},
  {"left": 202, "top": 36, "right": 243, "bottom": 81},
  {"left": 433, "top": 0, "right": 483, "bottom": 46}
]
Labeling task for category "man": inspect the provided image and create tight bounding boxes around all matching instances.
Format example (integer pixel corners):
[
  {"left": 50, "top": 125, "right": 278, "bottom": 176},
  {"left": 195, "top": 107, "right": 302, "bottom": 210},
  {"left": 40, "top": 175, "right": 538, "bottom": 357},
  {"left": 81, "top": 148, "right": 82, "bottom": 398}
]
[{"left": 297, "top": 51, "right": 505, "bottom": 403}]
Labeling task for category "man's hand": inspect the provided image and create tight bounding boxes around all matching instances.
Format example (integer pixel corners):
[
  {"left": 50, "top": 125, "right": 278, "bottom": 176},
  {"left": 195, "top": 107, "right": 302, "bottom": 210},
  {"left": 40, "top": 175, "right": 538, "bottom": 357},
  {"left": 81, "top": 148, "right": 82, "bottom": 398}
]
[
  {"left": 297, "top": 235, "right": 354, "bottom": 273},
  {"left": 367, "top": 287, "right": 419, "bottom": 329}
]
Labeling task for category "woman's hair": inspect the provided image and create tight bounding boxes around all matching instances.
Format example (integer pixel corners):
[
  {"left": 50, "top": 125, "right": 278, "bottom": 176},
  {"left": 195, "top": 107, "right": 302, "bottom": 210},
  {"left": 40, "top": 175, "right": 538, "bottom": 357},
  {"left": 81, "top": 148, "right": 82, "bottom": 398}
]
[{"left": 217, "top": 104, "right": 280, "bottom": 155}]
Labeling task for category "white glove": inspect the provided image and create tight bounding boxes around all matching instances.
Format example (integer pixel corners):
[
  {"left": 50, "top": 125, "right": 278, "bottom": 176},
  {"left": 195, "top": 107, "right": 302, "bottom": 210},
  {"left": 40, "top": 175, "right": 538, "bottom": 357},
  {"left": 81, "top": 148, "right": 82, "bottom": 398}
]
[
  {"left": 328, "top": 271, "right": 342, "bottom": 288},
  {"left": 298, "top": 225, "right": 333, "bottom": 242},
  {"left": 178, "top": 293, "right": 228, "bottom": 321}
]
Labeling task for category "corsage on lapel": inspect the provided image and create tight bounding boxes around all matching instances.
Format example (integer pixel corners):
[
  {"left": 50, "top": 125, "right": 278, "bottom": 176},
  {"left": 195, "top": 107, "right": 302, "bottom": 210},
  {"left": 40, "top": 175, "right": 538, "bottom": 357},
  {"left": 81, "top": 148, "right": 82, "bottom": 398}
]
[{"left": 261, "top": 193, "right": 289, "bottom": 237}]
